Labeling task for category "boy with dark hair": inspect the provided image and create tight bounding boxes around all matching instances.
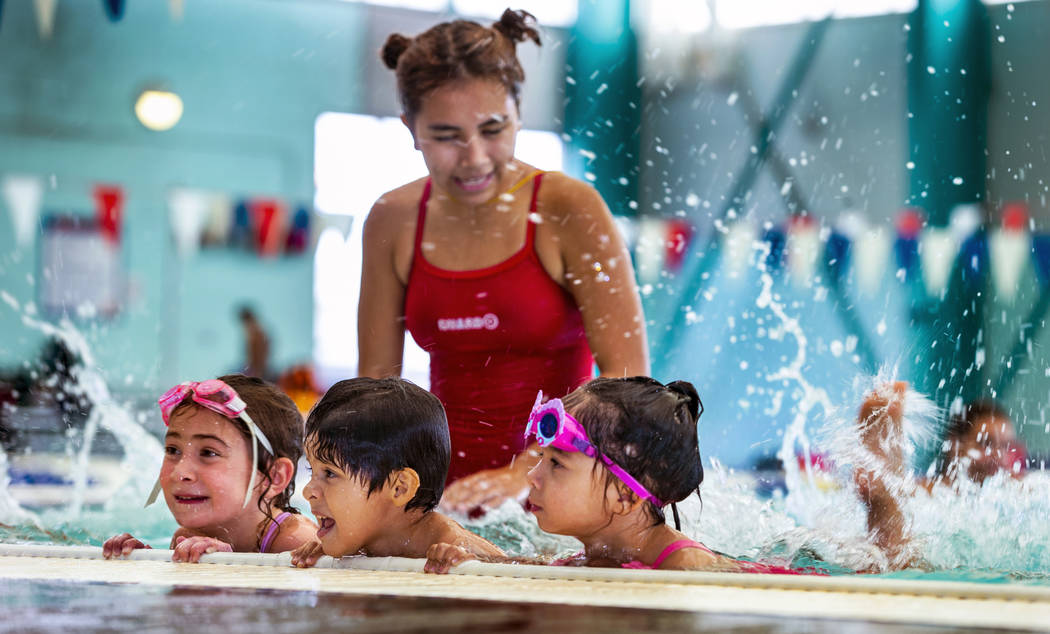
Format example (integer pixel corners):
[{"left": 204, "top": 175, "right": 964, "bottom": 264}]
[{"left": 291, "top": 377, "right": 503, "bottom": 566}]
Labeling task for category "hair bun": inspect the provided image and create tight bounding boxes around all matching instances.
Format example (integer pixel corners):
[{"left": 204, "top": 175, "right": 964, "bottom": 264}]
[
  {"left": 493, "top": 8, "right": 541, "bottom": 46},
  {"left": 381, "top": 33, "right": 413, "bottom": 70},
  {"left": 666, "top": 380, "right": 702, "bottom": 422}
]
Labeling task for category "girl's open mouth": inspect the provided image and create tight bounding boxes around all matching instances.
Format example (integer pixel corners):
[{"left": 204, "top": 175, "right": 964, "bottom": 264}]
[{"left": 174, "top": 495, "right": 207, "bottom": 505}]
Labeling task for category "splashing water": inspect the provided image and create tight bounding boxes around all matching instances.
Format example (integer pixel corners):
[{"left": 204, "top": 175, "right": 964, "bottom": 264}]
[
  {"left": 0, "top": 310, "right": 170, "bottom": 545},
  {"left": 2, "top": 293, "right": 1048, "bottom": 581}
]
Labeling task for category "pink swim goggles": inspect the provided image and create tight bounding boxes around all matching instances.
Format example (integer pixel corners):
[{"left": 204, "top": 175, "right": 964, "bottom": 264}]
[
  {"left": 524, "top": 392, "right": 664, "bottom": 507},
  {"left": 145, "top": 379, "right": 275, "bottom": 509}
]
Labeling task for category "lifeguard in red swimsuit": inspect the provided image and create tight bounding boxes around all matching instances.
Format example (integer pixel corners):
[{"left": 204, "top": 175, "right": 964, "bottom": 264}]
[{"left": 357, "top": 9, "right": 648, "bottom": 511}]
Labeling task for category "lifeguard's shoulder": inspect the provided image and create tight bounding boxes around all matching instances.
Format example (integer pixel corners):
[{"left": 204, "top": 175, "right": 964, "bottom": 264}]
[
  {"left": 537, "top": 172, "right": 606, "bottom": 213},
  {"left": 362, "top": 179, "right": 426, "bottom": 235},
  {"left": 536, "top": 172, "right": 617, "bottom": 239}
]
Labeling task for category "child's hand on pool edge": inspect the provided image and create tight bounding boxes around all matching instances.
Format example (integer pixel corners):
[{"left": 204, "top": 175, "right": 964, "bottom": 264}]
[
  {"left": 102, "top": 533, "right": 152, "bottom": 559},
  {"left": 424, "top": 543, "right": 477, "bottom": 574},
  {"left": 171, "top": 535, "right": 232, "bottom": 563},
  {"left": 290, "top": 539, "right": 325, "bottom": 568}
]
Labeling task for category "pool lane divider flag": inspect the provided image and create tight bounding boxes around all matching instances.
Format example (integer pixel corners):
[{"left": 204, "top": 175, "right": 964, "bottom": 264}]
[
  {"left": 102, "top": 0, "right": 123, "bottom": 22},
  {"left": 168, "top": 0, "right": 184, "bottom": 21},
  {"left": 167, "top": 187, "right": 212, "bottom": 258},
  {"left": 1, "top": 173, "right": 44, "bottom": 249},
  {"left": 34, "top": 0, "right": 56, "bottom": 40},
  {"left": 248, "top": 198, "right": 287, "bottom": 257},
  {"left": 93, "top": 184, "right": 123, "bottom": 246}
]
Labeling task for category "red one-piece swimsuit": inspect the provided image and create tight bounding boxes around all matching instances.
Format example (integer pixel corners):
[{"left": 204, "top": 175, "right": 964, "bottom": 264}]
[{"left": 404, "top": 173, "right": 595, "bottom": 483}]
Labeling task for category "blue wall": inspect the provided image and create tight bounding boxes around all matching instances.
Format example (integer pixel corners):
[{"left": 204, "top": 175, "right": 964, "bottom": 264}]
[{"left": 0, "top": 0, "right": 363, "bottom": 394}]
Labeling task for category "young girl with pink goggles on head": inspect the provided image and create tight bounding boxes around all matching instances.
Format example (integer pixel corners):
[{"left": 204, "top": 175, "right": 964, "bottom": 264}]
[
  {"left": 427, "top": 377, "right": 812, "bottom": 574},
  {"left": 103, "top": 374, "right": 317, "bottom": 562}
]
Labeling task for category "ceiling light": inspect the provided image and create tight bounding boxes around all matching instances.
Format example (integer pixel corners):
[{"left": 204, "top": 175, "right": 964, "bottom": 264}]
[{"left": 134, "top": 89, "right": 183, "bottom": 131}]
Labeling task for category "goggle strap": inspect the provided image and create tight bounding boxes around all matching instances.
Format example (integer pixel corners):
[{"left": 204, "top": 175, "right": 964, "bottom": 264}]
[
  {"left": 240, "top": 413, "right": 270, "bottom": 509},
  {"left": 144, "top": 477, "right": 162, "bottom": 508},
  {"left": 241, "top": 413, "right": 274, "bottom": 456},
  {"left": 601, "top": 455, "right": 665, "bottom": 507}
]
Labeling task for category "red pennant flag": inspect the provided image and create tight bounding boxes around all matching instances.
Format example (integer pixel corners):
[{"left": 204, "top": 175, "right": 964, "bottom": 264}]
[
  {"left": 93, "top": 184, "right": 124, "bottom": 245},
  {"left": 248, "top": 198, "right": 287, "bottom": 256},
  {"left": 664, "top": 219, "right": 693, "bottom": 273},
  {"left": 1002, "top": 201, "right": 1028, "bottom": 232}
]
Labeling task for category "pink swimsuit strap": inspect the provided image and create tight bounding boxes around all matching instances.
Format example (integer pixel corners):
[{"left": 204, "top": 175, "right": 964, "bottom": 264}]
[
  {"left": 259, "top": 511, "right": 291, "bottom": 553},
  {"left": 622, "top": 539, "right": 712, "bottom": 570}
]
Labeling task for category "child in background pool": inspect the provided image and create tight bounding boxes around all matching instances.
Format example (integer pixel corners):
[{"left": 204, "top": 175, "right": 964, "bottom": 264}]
[
  {"left": 103, "top": 375, "right": 316, "bottom": 562},
  {"left": 289, "top": 377, "right": 503, "bottom": 567},
  {"left": 428, "top": 377, "right": 807, "bottom": 573},
  {"left": 855, "top": 382, "right": 1028, "bottom": 568}
]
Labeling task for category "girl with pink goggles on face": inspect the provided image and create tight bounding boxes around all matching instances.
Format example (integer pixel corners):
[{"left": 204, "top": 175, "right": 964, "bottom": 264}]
[
  {"left": 146, "top": 379, "right": 274, "bottom": 509},
  {"left": 524, "top": 391, "right": 665, "bottom": 510},
  {"left": 426, "top": 376, "right": 816, "bottom": 575},
  {"left": 103, "top": 375, "right": 317, "bottom": 563}
]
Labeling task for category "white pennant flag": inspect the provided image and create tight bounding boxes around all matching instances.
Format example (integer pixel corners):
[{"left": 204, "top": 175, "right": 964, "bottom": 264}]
[
  {"left": 634, "top": 217, "right": 666, "bottom": 287},
  {"left": 330, "top": 213, "right": 354, "bottom": 241},
  {"left": 167, "top": 187, "right": 212, "bottom": 257},
  {"left": 168, "top": 0, "right": 184, "bottom": 21},
  {"left": 853, "top": 227, "right": 891, "bottom": 294},
  {"left": 919, "top": 227, "right": 958, "bottom": 299},
  {"left": 722, "top": 220, "right": 756, "bottom": 281},
  {"left": 988, "top": 228, "right": 1029, "bottom": 304},
  {"left": 785, "top": 218, "right": 821, "bottom": 287},
  {"left": 2, "top": 173, "right": 44, "bottom": 249},
  {"left": 34, "top": 0, "right": 57, "bottom": 40}
]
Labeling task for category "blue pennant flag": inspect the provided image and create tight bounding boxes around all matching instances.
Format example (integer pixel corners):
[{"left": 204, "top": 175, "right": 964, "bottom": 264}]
[
  {"left": 102, "top": 0, "right": 124, "bottom": 22},
  {"left": 894, "top": 236, "right": 920, "bottom": 283},
  {"left": 1032, "top": 235, "right": 1050, "bottom": 287},
  {"left": 958, "top": 231, "right": 988, "bottom": 289},
  {"left": 825, "top": 232, "right": 852, "bottom": 282},
  {"left": 762, "top": 226, "right": 786, "bottom": 273}
]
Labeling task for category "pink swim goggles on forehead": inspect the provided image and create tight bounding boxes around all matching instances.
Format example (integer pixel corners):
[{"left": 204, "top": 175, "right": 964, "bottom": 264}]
[
  {"left": 524, "top": 392, "right": 664, "bottom": 508},
  {"left": 145, "top": 379, "right": 275, "bottom": 509}
]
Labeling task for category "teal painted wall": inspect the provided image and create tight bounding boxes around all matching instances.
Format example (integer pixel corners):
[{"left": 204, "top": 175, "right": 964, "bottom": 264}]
[{"left": 0, "top": 0, "right": 364, "bottom": 395}]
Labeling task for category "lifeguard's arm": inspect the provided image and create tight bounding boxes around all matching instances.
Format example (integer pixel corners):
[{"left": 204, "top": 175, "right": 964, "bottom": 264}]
[
  {"left": 357, "top": 198, "right": 408, "bottom": 378},
  {"left": 550, "top": 176, "right": 649, "bottom": 377}
]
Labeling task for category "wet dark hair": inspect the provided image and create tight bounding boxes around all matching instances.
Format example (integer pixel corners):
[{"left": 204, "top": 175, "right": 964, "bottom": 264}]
[
  {"left": 563, "top": 377, "right": 704, "bottom": 528},
  {"left": 935, "top": 399, "right": 1012, "bottom": 477},
  {"left": 381, "top": 8, "right": 541, "bottom": 121},
  {"left": 305, "top": 377, "right": 449, "bottom": 513},
  {"left": 168, "top": 374, "right": 304, "bottom": 549}
]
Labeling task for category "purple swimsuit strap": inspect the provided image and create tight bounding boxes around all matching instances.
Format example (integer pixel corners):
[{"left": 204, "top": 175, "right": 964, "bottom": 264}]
[{"left": 259, "top": 511, "right": 291, "bottom": 553}]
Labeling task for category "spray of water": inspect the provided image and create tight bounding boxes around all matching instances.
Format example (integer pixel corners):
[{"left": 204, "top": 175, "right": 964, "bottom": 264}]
[{"left": 0, "top": 298, "right": 170, "bottom": 543}]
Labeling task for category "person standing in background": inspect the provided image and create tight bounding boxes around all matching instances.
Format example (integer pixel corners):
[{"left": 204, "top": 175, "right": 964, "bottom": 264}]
[{"left": 238, "top": 305, "right": 271, "bottom": 381}]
